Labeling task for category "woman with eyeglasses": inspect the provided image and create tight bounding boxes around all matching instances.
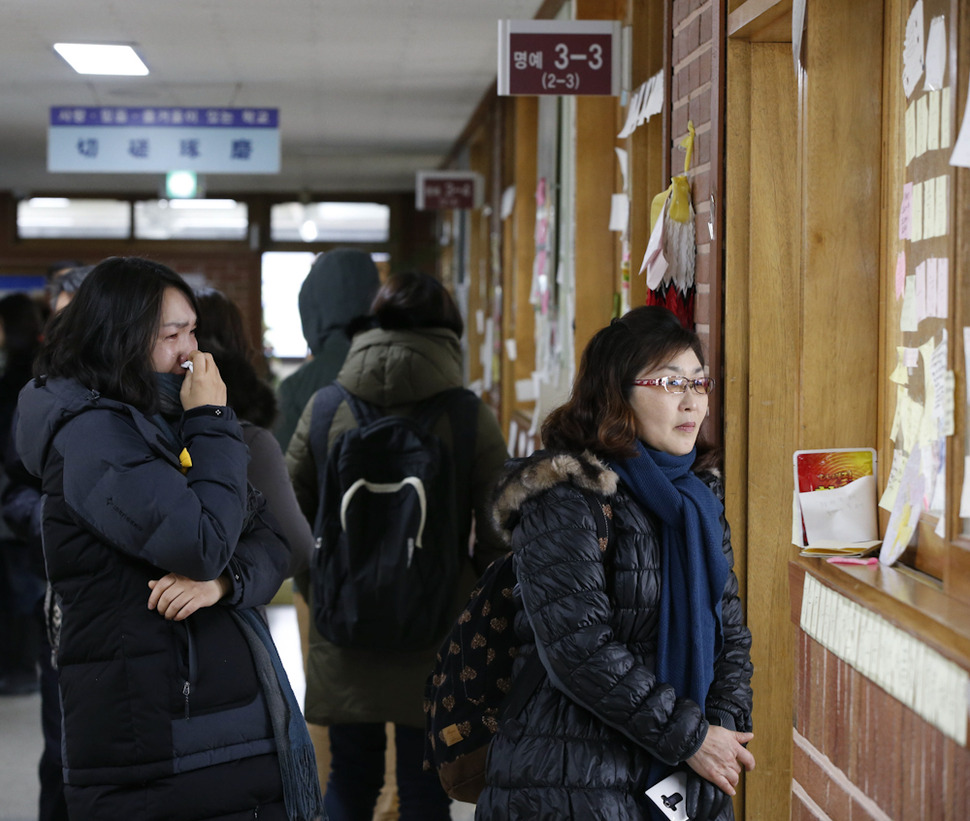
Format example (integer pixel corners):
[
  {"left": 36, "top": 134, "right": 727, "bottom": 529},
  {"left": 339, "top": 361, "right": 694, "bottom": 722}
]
[{"left": 476, "top": 305, "right": 755, "bottom": 821}]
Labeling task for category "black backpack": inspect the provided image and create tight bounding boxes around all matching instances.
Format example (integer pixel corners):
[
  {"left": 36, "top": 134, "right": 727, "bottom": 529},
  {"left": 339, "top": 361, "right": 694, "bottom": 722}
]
[
  {"left": 423, "top": 489, "right": 613, "bottom": 803},
  {"left": 308, "top": 382, "right": 479, "bottom": 652}
]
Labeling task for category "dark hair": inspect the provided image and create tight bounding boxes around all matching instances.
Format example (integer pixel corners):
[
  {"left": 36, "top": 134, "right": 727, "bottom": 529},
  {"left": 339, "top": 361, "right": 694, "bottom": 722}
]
[
  {"left": 0, "top": 292, "right": 45, "bottom": 389},
  {"left": 47, "top": 265, "right": 95, "bottom": 310},
  {"left": 194, "top": 288, "right": 277, "bottom": 428},
  {"left": 364, "top": 271, "right": 464, "bottom": 338},
  {"left": 541, "top": 305, "right": 718, "bottom": 468},
  {"left": 36, "top": 257, "right": 196, "bottom": 413}
]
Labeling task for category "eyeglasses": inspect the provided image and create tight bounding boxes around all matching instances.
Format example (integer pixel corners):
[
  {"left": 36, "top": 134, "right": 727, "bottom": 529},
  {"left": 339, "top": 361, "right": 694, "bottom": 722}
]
[{"left": 631, "top": 376, "right": 716, "bottom": 395}]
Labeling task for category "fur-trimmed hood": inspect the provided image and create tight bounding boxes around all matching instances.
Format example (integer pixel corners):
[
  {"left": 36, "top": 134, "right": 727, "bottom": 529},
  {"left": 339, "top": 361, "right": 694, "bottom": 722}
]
[{"left": 492, "top": 449, "right": 618, "bottom": 540}]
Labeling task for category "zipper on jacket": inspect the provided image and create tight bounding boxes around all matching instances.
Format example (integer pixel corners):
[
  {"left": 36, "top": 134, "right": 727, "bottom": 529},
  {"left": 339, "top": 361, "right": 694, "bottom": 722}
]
[{"left": 180, "top": 622, "right": 198, "bottom": 720}]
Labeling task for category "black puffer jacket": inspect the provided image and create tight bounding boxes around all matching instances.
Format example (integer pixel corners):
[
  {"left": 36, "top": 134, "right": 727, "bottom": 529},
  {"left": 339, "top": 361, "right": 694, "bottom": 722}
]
[
  {"left": 16, "top": 377, "right": 290, "bottom": 798},
  {"left": 477, "top": 450, "right": 753, "bottom": 820}
]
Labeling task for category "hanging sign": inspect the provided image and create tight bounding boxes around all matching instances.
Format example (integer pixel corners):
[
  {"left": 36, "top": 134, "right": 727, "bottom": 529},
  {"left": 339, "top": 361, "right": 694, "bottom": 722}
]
[
  {"left": 48, "top": 106, "right": 280, "bottom": 174},
  {"left": 415, "top": 171, "right": 483, "bottom": 210},
  {"left": 497, "top": 19, "right": 621, "bottom": 96}
]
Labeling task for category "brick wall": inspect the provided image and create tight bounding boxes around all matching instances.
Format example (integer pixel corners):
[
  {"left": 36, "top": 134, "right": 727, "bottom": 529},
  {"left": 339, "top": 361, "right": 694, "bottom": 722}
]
[
  {"left": 670, "top": 0, "right": 716, "bottom": 355},
  {"left": 794, "top": 629, "right": 970, "bottom": 820}
]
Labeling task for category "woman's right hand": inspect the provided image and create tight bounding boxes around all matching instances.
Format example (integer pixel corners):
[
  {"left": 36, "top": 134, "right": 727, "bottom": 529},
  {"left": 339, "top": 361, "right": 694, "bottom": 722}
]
[
  {"left": 686, "top": 724, "right": 755, "bottom": 796},
  {"left": 179, "top": 351, "right": 227, "bottom": 410}
]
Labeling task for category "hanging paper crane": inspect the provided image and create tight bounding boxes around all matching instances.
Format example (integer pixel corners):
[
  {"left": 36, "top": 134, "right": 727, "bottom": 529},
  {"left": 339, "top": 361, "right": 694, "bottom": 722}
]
[{"left": 642, "top": 121, "right": 697, "bottom": 329}]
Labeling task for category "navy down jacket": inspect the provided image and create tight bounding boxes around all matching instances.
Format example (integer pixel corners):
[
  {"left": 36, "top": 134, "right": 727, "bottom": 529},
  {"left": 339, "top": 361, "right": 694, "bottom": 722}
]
[{"left": 16, "top": 377, "right": 290, "bottom": 790}]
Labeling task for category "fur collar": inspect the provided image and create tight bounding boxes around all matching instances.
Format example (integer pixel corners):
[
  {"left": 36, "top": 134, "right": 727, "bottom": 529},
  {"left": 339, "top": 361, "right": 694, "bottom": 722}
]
[{"left": 492, "top": 450, "right": 618, "bottom": 540}]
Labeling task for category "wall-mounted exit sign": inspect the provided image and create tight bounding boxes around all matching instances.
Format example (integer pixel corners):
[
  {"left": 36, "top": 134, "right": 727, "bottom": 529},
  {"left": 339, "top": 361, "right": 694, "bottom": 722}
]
[{"left": 498, "top": 19, "right": 621, "bottom": 97}]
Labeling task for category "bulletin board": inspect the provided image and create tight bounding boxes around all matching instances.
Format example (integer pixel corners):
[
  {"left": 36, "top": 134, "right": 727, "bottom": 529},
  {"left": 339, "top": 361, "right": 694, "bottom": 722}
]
[{"left": 880, "top": 0, "right": 958, "bottom": 572}]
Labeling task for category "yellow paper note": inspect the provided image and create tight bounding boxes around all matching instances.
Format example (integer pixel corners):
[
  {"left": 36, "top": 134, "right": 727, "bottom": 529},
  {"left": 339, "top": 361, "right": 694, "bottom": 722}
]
[
  {"left": 890, "top": 346, "right": 910, "bottom": 384},
  {"left": 928, "top": 90, "right": 940, "bottom": 151},
  {"left": 911, "top": 182, "right": 923, "bottom": 242}
]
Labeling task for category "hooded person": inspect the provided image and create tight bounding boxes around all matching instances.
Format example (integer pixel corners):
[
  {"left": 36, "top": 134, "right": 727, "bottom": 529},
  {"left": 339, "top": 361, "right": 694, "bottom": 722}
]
[{"left": 274, "top": 249, "right": 380, "bottom": 452}]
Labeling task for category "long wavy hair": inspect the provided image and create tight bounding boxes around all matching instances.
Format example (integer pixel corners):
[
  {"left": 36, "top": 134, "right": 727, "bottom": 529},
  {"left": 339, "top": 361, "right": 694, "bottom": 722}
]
[
  {"left": 36, "top": 257, "right": 196, "bottom": 414},
  {"left": 541, "top": 305, "right": 719, "bottom": 470}
]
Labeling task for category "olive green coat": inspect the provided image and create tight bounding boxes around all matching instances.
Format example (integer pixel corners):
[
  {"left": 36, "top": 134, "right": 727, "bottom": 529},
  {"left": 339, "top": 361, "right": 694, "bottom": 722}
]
[{"left": 286, "top": 326, "right": 509, "bottom": 728}]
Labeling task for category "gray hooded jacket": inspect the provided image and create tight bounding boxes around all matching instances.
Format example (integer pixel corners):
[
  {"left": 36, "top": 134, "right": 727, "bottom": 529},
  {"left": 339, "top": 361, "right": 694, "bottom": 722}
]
[{"left": 274, "top": 249, "right": 380, "bottom": 450}]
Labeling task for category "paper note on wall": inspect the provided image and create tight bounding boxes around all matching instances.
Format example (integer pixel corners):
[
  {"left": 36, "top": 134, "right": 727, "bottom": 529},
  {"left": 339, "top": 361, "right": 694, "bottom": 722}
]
[
  {"left": 898, "top": 182, "right": 913, "bottom": 240},
  {"left": 906, "top": 103, "right": 917, "bottom": 165},
  {"left": 911, "top": 182, "right": 923, "bottom": 241},
  {"left": 934, "top": 174, "right": 948, "bottom": 236},
  {"left": 941, "top": 87, "right": 952, "bottom": 148},
  {"left": 879, "top": 448, "right": 906, "bottom": 510},
  {"left": 880, "top": 443, "right": 925, "bottom": 565},
  {"left": 903, "top": 0, "right": 926, "bottom": 98},
  {"left": 900, "top": 275, "right": 919, "bottom": 332},
  {"left": 960, "top": 456, "right": 970, "bottom": 517},
  {"left": 924, "top": 15, "right": 947, "bottom": 91},
  {"left": 916, "top": 94, "right": 929, "bottom": 156},
  {"left": 927, "top": 89, "right": 940, "bottom": 151},
  {"left": 949, "top": 74, "right": 970, "bottom": 166}
]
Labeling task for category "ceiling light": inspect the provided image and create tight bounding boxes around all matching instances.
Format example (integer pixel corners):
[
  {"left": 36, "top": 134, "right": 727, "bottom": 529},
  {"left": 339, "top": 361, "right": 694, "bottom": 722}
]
[{"left": 53, "top": 43, "right": 149, "bottom": 76}]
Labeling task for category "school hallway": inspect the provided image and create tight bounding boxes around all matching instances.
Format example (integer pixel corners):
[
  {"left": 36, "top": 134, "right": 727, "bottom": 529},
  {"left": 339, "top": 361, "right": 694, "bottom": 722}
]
[{"left": 0, "top": 603, "right": 475, "bottom": 821}]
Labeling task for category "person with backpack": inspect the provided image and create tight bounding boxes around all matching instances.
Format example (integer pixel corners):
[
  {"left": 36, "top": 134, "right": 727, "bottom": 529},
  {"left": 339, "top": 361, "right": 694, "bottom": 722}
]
[
  {"left": 476, "top": 306, "right": 755, "bottom": 821},
  {"left": 286, "top": 270, "right": 509, "bottom": 821}
]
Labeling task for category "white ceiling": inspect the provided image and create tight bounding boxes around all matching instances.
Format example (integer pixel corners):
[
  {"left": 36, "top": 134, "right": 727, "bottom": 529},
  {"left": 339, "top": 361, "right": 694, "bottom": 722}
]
[{"left": 0, "top": 0, "right": 548, "bottom": 197}]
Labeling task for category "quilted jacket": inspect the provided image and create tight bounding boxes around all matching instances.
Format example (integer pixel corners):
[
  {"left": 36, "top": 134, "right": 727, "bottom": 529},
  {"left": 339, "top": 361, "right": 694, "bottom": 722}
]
[
  {"left": 16, "top": 377, "right": 290, "bottom": 797},
  {"left": 476, "top": 449, "right": 753, "bottom": 820}
]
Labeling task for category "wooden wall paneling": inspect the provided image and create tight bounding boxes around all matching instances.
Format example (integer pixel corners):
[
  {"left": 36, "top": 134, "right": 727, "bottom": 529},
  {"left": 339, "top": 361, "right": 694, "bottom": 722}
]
[
  {"left": 627, "top": 0, "right": 667, "bottom": 310},
  {"left": 724, "top": 38, "right": 751, "bottom": 636},
  {"left": 574, "top": 93, "right": 623, "bottom": 360},
  {"left": 499, "top": 98, "right": 518, "bottom": 435},
  {"left": 799, "top": 0, "right": 883, "bottom": 451},
  {"left": 739, "top": 42, "right": 799, "bottom": 821},
  {"left": 948, "top": 0, "right": 970, "bottom": 600},
  {"left": 510, "top": 97, "right": 539, "bottom": 427},
  {"left": 466, "top": 124, "right": 491, "bottom": 390},
  {"left": 574, "top": 0, "right": 624, "bottom": 360}
]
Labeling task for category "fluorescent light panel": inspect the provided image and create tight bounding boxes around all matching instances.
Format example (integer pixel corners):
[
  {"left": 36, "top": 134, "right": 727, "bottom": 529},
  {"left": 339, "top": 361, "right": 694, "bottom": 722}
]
[{"left": 54, "top": 43, "right": 149, "bottom": 76}]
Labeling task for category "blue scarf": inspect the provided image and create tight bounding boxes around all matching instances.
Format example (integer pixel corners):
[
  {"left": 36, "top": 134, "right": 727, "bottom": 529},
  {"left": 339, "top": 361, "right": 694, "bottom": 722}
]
[
  {"left": 608, "top": 443, "right": 728, "bottom": 810},
  {"left": 232, "top": 609, "right": 325, "bottom": 821}
]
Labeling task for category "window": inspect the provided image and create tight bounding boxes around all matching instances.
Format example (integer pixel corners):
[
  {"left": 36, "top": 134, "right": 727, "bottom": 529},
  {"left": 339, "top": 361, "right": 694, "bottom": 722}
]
[
  {"left": 270, "top": 201, "right": 390, "bottom": 243},
  {"left": 261, "top": 251, "right": 389, "bottom": 361},
  {"left": 17, "top": 198, "right": 130, "bottom": 239},
  {"left": 261, "top": 252, "right": 316, "bottom": 359},
  {"left": 134, "top": 199, "right": 248, "bottom": 240}
]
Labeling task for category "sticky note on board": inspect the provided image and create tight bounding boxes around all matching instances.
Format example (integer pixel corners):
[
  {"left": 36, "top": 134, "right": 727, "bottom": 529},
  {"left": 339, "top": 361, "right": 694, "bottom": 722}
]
[
  {"left": 941, "top": 87, "right": 952, "bottom": 148},
  {"left": 937, "top": 258, "right": 949, "bottom": 317},
  {"left": 928, "top": 90, "right": 940, "bottom": 151},
  {"left": 902, "top": 1, "right": 926, "bottom": 98},
  {"left": 917, "top": 94, "right": 929, "bottom": 156},
  {"left": 906, "top": 103, "right": 917, "bottom": 165},
  {"left": 924, "top": 15, "right": 947, "bottom": 91},
  {"left": 890, "top": 347, "right": 909, "bottom": 384},
  {"left": 895, "top": 251, "right": 906, "bottom": 299},
  {"left": 923, "top": 177, "right": 936, "bottom": 238},
  {"left": 901, "top": 275, "right": 919, "bottom": 332},
  {"left": 912, "top": 182, "right": 924, "bottom": 242},
  {"left": 935, "top": 175, "right": 948, "bottom": 236},
  {"left": 898, "top": 182, "right": 913, "bottom": 240}
]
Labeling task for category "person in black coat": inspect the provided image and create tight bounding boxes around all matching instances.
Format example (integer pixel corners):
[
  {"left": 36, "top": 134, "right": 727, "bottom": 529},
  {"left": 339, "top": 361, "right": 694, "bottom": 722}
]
[
  {"left": 16, "top": 257, "right": 323, "bottom": 821},
  {"left": 477, "top": 306, "right": 755, "bottom": 821}
]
